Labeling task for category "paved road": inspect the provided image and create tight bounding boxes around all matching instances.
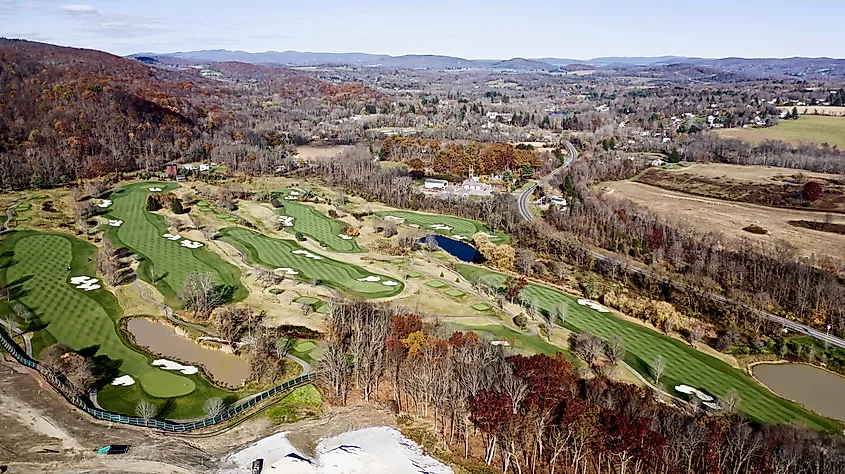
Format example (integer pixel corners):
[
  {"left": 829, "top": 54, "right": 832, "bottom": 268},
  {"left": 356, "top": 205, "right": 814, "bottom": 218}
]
[
  {"left": 518, "top": 141, "right": 578, "bottom": 220},
  {"left": 1, "top": 202, "right": 19, "bottom": 234}
]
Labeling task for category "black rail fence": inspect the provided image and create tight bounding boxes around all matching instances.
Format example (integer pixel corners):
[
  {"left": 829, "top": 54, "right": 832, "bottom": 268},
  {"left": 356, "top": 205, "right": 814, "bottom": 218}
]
[{"left": 0, "top": 327, "right": 316, "bottom": 432}]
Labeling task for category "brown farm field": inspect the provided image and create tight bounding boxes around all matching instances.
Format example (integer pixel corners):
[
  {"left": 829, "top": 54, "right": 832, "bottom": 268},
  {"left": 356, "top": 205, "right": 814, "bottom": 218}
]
[
  {"left": 601, "top": 180, "right": 845, "bottom": 262},
  {"left": 779, "top": 106, "right": 845, "bottom": 117},
  {"left": 634, "top": 163, "right": 845, "bottom": 213},
  {"left": 717, "top": 115, "right": 845, "bottom": 148}
]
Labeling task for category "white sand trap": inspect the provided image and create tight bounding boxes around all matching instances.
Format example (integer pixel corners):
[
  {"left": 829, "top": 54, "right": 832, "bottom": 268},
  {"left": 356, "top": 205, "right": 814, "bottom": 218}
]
[
  {"left": 111, "top": 375, "right": 135, "bottom": 386},
  {"left": 491, "top": 340, "right": 510, "bottom": 346},
  {"left": 284, "top": 196, "right": 299, "bottom": 200},
  {"left": 221, "top": 427, "right": 452, "bottom": 474},
  {"left": 429, "top": 224, "right": 453, "bottom": 231},
  {"left": 384, "top": 215, "right": 405, "bottom": 222},
  {"left": 675, "top": 385, "right": 714, "bottom": 402},
  {"left": 577, "top": 299, "right": 611, "bottom": 313},
  {"left": 71, "top": 276, "right": 100, "bottom": 291},
  {"left": 78, "top": 283, "right": 101, "bottom": 291},
  {"left": 274, "top": 267, "right": 300, "bottom": 275},
  {"left": 292, "top": 249, "right": 322, "bottom": 260},
  {"left": 382, "top": 281, "right": 399, "bottom": 286},
  {"left": 703, "top": 401, "right": 721, "bottom": 410},
  {"left": 289, "top": 191, "right": 300, "bottom": 196},
  {"left": 152, "top": 359, "right": 198, "bottom": 375},
  {"left": 357, "top": 276, "right": 381, "bottom": 282},
  {"left": 162, "top": 233, "right": 181, "bottom": 241},
  {"left": 148, "top": 187, "right": 163, "bottom": 192},
  {"left": 180, "top": 240, "right": 203, "bottom": 249},
  {"left": 452, "top": 235, "right": 467, "bottom": 240},
  {"left": 97, "top": 199, "right": 112, "bottom": 208},
  {"left": 278, "top": 216, "right": 295, "bottom": 227},
  {"left": 70, "top": 276, "right": 96, "bottom": 285},
  {"left": 338, "top": 234, "right": 354, "bottom": 240},
  {"left": 107, "top": 219, "right": 123, "bottom": 227}
]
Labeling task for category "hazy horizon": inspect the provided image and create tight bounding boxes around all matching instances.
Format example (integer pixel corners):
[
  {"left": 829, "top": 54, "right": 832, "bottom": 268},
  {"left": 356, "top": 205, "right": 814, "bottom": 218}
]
[{"left": 1, "top": 0, "right": 844, "bottom": 59}]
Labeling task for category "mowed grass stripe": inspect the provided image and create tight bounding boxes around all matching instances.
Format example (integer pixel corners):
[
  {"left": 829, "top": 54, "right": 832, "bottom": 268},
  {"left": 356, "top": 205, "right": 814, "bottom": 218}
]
[
  {"left": 275, "top": 195, "right": 362, "bottom": 253},
  {"left": 218, "top": 227, "right": 402, "bottom": 299},
  {"left": 456, "top": 264, "right": 840, "bottom": 431},
  {"left": 104, "top": 182, "right": 245, "bottom": 304},
  {"left": 374, "top": 210, "right": 510, "bottom": 243},
  {"left": 0, "top": 231, "right": 194, "bottom": 398}
]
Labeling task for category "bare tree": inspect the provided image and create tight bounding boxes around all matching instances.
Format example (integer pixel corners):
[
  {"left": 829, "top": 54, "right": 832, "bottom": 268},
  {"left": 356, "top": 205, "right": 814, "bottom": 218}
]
[
  {"left": 515, "top": 249, "right": 536, "bottom": 275},
  {"left": 719, "top": 388, "right": 741, "bottom": 415},
  {"left": 136, "top": 400, "right": 159, "bottom": 422},
  {"left": 384, "top": 219, "right": 398, "bottom": 238},
  {"left": 203, "top": 397, "right": 226, "bottom": 418},
  {"left": 179, "top": 272, "right": 224, "bottom": 319},
  {"left": 689, "top": 324, "right": 705, "bottom": 345},
  {"left": 604, "top": 335, "right": 625, "bottom": 365},
  {"left": 652, "top": 355, "right": 667, "bottom": 384}
]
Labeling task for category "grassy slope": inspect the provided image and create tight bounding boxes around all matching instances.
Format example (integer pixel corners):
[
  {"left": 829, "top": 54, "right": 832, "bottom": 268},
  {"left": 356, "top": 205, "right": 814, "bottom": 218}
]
[
  {"left": 218, "top": 227, "right": 403, "bottom": 299},
  {"left": 718, "top": 115, "right": 845, "bottom": 149},
  {"left": 446, "top": 321, "right": 577, "bottom": 363},
  {"left": 0, "top": 231, "right": 196, "bottom": 399},
  {"left": 274, "top": 195, "right": 362, "bottom": 253},
  {"left": 103, "top": 182, "right": 245, "bottom": 305},
  {"left": 374, "top": 210, "right": 510, "bottom": 243},
  {"left": 455, "top": 264, "right": 841, "bottom": 431}
]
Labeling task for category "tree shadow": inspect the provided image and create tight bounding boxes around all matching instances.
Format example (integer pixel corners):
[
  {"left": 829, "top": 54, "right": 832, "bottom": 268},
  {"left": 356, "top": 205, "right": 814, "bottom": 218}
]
[
  {"left": 90, "top": 354, "right": 123, "bottom": 390},
  {"left": 156, "top": 398, "right": 177, "bottom": 418},
  {"left": 78, "top": 344, "right": 101, "bottom": 358},
  {"left": 216, "top": 284, "right": 236, "bottom": 304}
]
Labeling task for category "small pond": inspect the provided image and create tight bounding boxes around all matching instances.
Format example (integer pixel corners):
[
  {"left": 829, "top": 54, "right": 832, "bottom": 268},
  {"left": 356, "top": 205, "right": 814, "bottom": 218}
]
[
  {"left": 752, "top": 362, "right": 845, "bottom": 421},
  {"left": 424, "top": 235, "right": 480, "bottom": 262},
  {"left": 127, "top": 319, "right": 250, "bottom": 387}
]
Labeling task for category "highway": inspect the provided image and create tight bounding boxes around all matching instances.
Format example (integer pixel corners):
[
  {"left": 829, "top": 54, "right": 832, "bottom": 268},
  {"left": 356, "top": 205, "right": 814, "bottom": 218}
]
[
  {"left": 516, "top": 142, "right": 845, "bottom": 352},
  {"left": 517, "top": 141, "right": 578, "bottom": 220}
]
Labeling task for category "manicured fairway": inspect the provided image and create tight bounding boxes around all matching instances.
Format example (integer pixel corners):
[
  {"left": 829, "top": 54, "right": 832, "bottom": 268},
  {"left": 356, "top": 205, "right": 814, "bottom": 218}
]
[
  {"left": 456, "top": 264, "right": 841, "bottom": 431},
  {"left": 103, "top": 182, "right": 245, "bottom": 304},
  {"left": 374, "top": 210, "right": 510, "bottom": 243},
  {"left": 274, "top": 192, "right": 362, "bottom": 253},
  {"left": 218, "top": 227, "right": 403, "bottom": 298},
  {"left": 0, "top": 231, "right": 195, "bottom": 399},
  {"left": 446, "top": 322, "right": 575, "bottom": 362}
]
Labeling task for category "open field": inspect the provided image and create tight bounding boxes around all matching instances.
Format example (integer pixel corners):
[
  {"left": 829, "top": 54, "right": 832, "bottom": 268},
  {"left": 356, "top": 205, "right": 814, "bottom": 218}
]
[
  {"left": 274, "top": 192, "right": 362, "bottom": 252},
  {"left": 455, "top": 264, "right": 841, "bottom": 430},
  {"left": 717, "top": 115, "right": 845, "bottom": 148},
  {"left": 0, "top": 231, "right": 241, "bottom": 418},
  {"left": 779, "top": 105, "right": 845, "bottom": 117},
  {"left": 218, "top": 227, "right": 403, "bottom": 299},
  {"left": 374, "top": 210, "right": 509, "bottom": 243},
  {"left": 293, "top": 144, "right": 353, "bottom": 161},
  {"left": 603, "top": 181, "right": 845, "bottom": 261},
  {"left": 104, "top": 182, "right": 246, "bottom": 304},
  {"left": 634, "top": 164, "right": 845, "bottom": 213}
]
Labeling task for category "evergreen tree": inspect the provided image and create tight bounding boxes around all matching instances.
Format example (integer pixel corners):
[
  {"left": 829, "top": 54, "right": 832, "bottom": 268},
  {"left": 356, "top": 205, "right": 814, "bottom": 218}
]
[
  {"left": 792, "top": 106, "right": 800, "bottom": 119},
  {"left": 146, "top": 195, "right": 161, "bottom": 211},
  {"left": 170, "top": 198, "right": 184, "bottom": 214}
]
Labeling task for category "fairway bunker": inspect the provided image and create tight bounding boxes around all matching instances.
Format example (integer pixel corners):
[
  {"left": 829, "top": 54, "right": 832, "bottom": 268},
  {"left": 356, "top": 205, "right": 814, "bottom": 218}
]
[
  {"left": 108, "top": 219, "right": 123, "bottom": 227},
  {"left": 278, "top": 215, "right": 295, "bottom": 227},
  {"left": 98, "top": 199, "right": 112, "bottom": 208},
  {"left": 274, "top": 267, "right": 299, "bottom": 275},
  {"left": 111, "top": 375, "right": 135, "bottom": 386},
  {"left": 577, "top": 298, "right": 610, "bottom": 313},
  {"left": 430, "top": 223, "right": 454, "bottom": 231},
  {"left": 162, "top": 233, "right": 181, "bottom": 241},
  {"left": 292, "top": 249, "right": 323, "bottom": 260},
  {"left": 148, "top": 187, "right": 163, "bottom": 192},
  {"left": 357, "top": 276, "right": 381, "bottom": 282},
  {"left": 675, "top": 384, "right": 714, "bottom": 402},
  {"left": 153, "top": 359, "right": 199, "bottom": 375},
  {"left": 181, "top": 239, "right": 204, "bottom": 249},
  {"left": 382, "top": 280, "right": 399, "bottom": 286},
  {"left": 338, "top": 234, "right": 354, "bottom": 240},
  {"left": 70, "top": 275, "right": 101, "bottom": 291}
]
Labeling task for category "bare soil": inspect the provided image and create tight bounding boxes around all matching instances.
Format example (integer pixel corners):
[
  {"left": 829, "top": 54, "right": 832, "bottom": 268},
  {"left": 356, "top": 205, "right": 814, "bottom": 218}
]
[{"left": 602, "top": 181, "right": 845, "bottom": 262}]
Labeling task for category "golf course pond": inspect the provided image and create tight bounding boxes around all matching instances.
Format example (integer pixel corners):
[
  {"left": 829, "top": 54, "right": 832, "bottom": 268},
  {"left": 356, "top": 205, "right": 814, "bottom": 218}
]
[
  {"left": 427, "top": 235, "right": 480, "bottom": 262},
  {"left": 127, "top": 319, "right": 250, "bottom": 387},
  {"left": 752, "top": 362, "right": 845, "bottom": 421}
]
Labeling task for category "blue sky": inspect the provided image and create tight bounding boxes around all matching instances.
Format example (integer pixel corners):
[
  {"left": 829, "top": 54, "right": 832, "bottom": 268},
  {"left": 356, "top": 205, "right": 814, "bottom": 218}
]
[{"left": 1, "top": 0, "right": 844, "bottom": 58}]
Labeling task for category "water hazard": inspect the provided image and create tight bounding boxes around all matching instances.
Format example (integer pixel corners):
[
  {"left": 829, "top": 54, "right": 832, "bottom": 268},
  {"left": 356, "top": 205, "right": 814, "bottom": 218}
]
[
  {"left": 752, "top": 362, "right": 845, "bottom": 421},
  {"left": 425, "top": 235, "right": 480, "bottom": 262},
  {"left": 127, "top": 319, "right": 250, "bottom": 387}
]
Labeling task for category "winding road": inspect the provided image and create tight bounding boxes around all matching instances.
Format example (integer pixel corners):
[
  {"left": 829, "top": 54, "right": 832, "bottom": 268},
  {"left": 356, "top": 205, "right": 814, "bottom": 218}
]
[{"left": 518, "top": 141, "right": 578, "bottom": 220}]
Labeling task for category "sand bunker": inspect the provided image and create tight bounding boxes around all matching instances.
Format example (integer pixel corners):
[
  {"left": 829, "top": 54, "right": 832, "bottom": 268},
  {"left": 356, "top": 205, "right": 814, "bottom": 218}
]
[
  {"left": 98, "top": 199, "right": 112, "bottom": 208},
  {"left": 111, "top": 375, "right": 135, "bottom": 386},
  {"left": 452, "top": 235, "right": 468, "bottom": 240},
  {"left": 382, "top": 281, "right": 399, "bottom": 286},
  {"left": 107, "top": 219, "right": 123, "bottom": 227},
  {"left": 384, "top": 215, "right": 406, "bottom": 223},
  {"left": 284, "top": 195, "right": 299, "bottom": 200},
  {"left": 675, "top": 385, "right": 714, "bottom": 402},
  {"left": 274, "top": 267, "right": 300, "bottom": 275},
  {"left": 491, "top": 340, "right": 511, "bottom": 346},
  {"left": 577, "top": 299, "right": 610, "bottom": 313},
  {"left": 162, "top": 233, "right": 181, "bottom": 241},
  {"left": 357, "top": 276, "right": 381, "bottom": 282},
  {"left": 152, "top": 359, "right": 198, "bottom": 375},
  {"left": 703, "top": 401, "right": 720, "bottom": 410},
  {"left": 289, "top": 191, "right": 300, "bottom": 196},
  {"left": 148, "top": 187, "right": 163, "bottom": 192},
  {"left": 70, "top": 276, "right": 101, "bottom": 291},
  {"left": 292, "top": 249, "right": 323, "bottom": 260},
  {"left": 430, "top": 224, "right": 453, "bottom": 231},
  {"left": 278, "top": 216, "right": 295, "bottom": 227},
  {"left": 181, "top": 240, "right": 204, "bottom": 249},
  {"left": 338, "top": 234, "right": 354, "bottom": 240}
]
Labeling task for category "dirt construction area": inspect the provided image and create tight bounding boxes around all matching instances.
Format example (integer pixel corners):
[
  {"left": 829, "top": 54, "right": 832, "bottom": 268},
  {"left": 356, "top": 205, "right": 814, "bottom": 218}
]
[{"left": 602, "top": 180, "right": 845, "bottom": 262}]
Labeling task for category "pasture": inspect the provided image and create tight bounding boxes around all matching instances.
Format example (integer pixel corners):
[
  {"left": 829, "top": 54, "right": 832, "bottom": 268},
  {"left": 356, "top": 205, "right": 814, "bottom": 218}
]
[
  {"left": 0, "top": 231, "right": 242, "bottom": 417},
  {"left": 717, "top": 115, "right": 845, "bottom": 149},
  {"left": 374, "top": 210, "right": 509, "bottom": 243},
  {"left": 218, "top": 227, "right": 403, "bottom": 299},
  {"left": 103, "top": 182, "right": 245, "bottom": 304},
  {"left": 456, "top": 264, "right": 841, "bottom": 430},
  {"left": 274, "top": 193, "right": 362, "bottom": 252}
]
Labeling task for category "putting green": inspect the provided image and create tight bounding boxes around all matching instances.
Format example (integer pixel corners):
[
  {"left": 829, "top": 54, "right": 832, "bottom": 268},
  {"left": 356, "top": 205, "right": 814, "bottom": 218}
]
[
  {"left": 375, "top": 210, "right": 509, "bottom": 243},
  {"left": 426, "top": 280, "right": 447, "bottom": 289},
  {"left": 407, "top": 271, "right": 421, "bottom": 278},
  {"left": 294, "top": 296, "right": 321, "bottom": 306},
  {"left": 218, "top": 227, "right": 403, "bottom": 299},
  {"left": 471, "top": 303, "right": 492, "bottom": 312},
  {"left": 274, "top": 192, "right": 362, "bottom": 253},
  {"left": 103, "top": 182, "right": 245, "bottom": 304},
  {"left": 444, "top": 289, "right": 466, "bottom": 297},
  {"left": 456, "top": 264, "right": 841, "bottom": 431},
  {"left": 0, "top": 231, "right": 195, "bottom": 399},
  {"left": 293, "top": 341, "right": 316, "bottom": 353}
]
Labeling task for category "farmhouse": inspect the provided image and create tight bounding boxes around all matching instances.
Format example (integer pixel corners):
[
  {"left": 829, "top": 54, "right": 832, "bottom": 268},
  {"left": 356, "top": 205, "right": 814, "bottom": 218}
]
[{"left": 424, "top": 179, "right": 448, "bottom": 190}]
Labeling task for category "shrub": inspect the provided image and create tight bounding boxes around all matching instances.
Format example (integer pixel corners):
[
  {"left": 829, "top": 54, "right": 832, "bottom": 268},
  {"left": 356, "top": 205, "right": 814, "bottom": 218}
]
[
  {"left": 295, "top": 232, "right": 306, "bottom": 241},
  {"left": 146, "top": 195, "right": 162, "bottom": 211},
  {"left": 513, "top": 313, "right": 528, "bottom": 329},
  {"left": 742, "top": 224, "right": 768, "bottom": 235},
  {"left": 170, "top": 198, "right": 185, "bottom": 214},
  {"left": 803, "top": 181, "right": 823, "bottom": 202}
]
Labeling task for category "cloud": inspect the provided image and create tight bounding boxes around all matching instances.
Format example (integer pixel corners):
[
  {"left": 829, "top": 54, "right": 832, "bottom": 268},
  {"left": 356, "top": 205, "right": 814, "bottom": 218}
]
[
  {"left": 58, "top": 4, "right": 97, "bottom": 13},
  {"left": 55, "top": 3, "right": 171, "bottom": 38}
]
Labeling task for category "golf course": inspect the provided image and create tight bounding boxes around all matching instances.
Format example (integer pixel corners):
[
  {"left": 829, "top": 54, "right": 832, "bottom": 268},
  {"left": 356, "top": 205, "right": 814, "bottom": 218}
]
[
  {"left": 218, "top": 227, "right": 404, "bottom": 298},
  {"left": 103, "top": 182, "right": 246, "bottom": 304},
  {"left": 456, "top": 264, "right": 841, "bottom": 431},
  {"left": 274, "top": 190, "right": 362, "bottom": 253},
  {"left": 0, "top": 230, "right": 239, "bottom": 418},
  {"left": 374, "top": 210, "right": 509, "bottom": 243}
]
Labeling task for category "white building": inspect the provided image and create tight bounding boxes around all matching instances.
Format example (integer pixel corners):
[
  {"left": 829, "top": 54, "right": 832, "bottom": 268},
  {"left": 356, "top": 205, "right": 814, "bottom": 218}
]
[{"left": 424, "top": 179, "right": 448, "bottom": 190}]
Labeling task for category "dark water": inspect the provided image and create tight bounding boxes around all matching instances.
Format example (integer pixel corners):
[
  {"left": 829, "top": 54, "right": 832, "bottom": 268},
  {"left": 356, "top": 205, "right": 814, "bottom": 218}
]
[
  {"left": 425, "top": 235, "right": 480, "bottom": 262},
  {"left": 753, "top": 362, "right": 845, "bottom": 421}
]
